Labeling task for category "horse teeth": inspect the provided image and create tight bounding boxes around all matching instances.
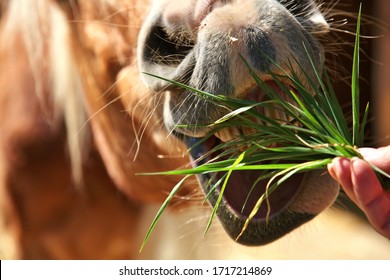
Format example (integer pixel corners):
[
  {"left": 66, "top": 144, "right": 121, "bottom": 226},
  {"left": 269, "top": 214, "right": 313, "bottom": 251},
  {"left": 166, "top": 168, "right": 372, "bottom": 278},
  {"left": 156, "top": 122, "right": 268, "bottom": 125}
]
[
  {"left": 264, "top": 107, "right": 292, "bottom": 124},
  {"left": 214, "top": 108, "right": 293, "bottom": 144},
  {"left": 215, "top": 127, "right": 241, "bottom": 142}
]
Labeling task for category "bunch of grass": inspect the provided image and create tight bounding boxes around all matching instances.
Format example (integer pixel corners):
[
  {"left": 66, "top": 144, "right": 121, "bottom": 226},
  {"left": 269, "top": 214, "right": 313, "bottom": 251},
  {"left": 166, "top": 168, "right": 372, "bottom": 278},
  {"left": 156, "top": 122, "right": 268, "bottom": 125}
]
[{"left": 140, "top": 4, "right": 389, "bottom": 250}]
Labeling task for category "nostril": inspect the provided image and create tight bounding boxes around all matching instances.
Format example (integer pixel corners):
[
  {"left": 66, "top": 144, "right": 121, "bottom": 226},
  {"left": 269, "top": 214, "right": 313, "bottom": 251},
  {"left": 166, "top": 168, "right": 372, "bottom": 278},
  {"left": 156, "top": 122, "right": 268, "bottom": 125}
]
[
  {"left": 142, "top": 24, "right": 193, "bottom": 66},
  {"left": 138, "top": 18, "right": 197, "bottom": 91}
]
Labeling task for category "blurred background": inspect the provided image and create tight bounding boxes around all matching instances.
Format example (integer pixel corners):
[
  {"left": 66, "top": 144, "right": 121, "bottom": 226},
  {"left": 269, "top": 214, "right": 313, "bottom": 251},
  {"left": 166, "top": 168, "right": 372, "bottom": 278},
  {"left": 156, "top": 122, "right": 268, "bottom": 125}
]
[
  {"left": 330, "top": 0, "right": 390, "bottom": 147},
  {"left": 369, "top": 0, "right": 390, "bottom": 147}
]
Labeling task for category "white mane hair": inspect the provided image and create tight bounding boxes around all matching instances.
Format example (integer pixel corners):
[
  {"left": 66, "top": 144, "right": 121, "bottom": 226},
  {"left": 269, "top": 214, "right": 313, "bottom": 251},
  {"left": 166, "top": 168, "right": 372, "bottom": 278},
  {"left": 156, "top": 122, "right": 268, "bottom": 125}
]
[{"left": 0, "top": 0, "right": 94, "bottom": 185}]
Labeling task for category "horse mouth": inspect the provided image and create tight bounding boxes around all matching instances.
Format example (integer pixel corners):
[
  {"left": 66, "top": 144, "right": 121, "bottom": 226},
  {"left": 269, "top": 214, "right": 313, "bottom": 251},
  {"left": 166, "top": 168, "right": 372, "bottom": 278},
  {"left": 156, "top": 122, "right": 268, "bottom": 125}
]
[
  {"left": 187, "top": 135, "right": 304, "bottom": 219},
  {"left": 178, "top": 82, "right": 316, "bottom": 245},
  {"left": 182, "top": 135, "right": 312, "bottom": 245}
]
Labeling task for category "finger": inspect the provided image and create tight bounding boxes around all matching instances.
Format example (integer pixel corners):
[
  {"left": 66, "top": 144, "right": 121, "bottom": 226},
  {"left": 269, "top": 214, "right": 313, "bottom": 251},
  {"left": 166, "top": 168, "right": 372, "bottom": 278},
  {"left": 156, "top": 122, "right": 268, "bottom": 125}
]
[
  {"left": 327, "top": 161, "right": 337, "bottom": 180},
  {"left": 329, "top": 157, "right": 357, "bottom": 204},
  {"left": 359, "top": 147, "right": 390, "bottom": 173},
  {"left": 350, "top": 158, "right": 390, "bottom": 238}
]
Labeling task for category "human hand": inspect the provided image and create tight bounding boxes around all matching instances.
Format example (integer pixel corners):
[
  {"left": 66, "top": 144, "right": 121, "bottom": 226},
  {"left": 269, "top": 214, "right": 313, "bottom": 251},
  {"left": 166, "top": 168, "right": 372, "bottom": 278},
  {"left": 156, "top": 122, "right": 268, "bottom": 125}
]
[{"left": 327, "top": 147, "right": 390, "bottom": 238}]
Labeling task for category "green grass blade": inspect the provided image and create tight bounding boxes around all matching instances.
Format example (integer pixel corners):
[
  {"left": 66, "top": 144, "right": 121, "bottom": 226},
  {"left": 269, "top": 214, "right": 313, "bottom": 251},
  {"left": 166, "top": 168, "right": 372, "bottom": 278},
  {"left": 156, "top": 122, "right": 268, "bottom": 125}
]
[
  {"left": 352, "top": 4, "right": 362, "bottom": 146},
  {"left": 322, "top": 70, "right": 351, "bottom": 142},
  {"left": 204, "top": 151, "right": 246, "bottom": 236},
  {"left": 140, "top": 175, "right": 190, "bottom": 252},
  {"left": 142, "top": 72, "right": 225, "bottom": 102},
  {"left": 203, "top": 173, "right": 227, "bottom": 203},
  {"left": 359, "top": 102, "right": 370, "bottom": 144},
  {"left": 213, "top": 105, "right": 257, "bottom": 124},
  {"left": 296, "top": 54, "right": 351, "bottom": 142}
]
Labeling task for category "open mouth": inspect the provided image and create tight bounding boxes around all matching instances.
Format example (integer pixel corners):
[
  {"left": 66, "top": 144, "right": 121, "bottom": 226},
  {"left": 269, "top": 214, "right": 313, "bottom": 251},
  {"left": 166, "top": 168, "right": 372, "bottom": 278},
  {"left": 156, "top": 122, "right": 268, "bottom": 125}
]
[
  {"left": 187, "top": 135, "right": 305, "bottom": 220},
  {"left": 188, "top": 82, "right": 304, "bottom": 218},
  {"left": 176, "top": 82, "right": 317, "bottom": 245},
  {"left": 182, "top": 134, "right": 314, "bottom": 245}
]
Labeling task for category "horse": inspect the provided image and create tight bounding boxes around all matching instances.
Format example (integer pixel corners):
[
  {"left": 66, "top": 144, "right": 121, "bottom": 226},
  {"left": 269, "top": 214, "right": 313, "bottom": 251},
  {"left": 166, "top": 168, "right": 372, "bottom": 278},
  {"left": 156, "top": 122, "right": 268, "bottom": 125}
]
[{"left": 0, "top": 0, "right": 389, "bottom": 259}]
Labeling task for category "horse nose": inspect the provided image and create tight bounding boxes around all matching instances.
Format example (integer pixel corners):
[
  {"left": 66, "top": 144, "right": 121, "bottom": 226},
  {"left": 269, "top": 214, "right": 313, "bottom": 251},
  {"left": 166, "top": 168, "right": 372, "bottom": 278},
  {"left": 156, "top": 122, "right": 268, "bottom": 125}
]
[{"left": 162, "top": 0, "right": 225, "bottom": 31}]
